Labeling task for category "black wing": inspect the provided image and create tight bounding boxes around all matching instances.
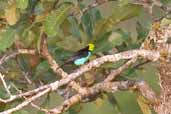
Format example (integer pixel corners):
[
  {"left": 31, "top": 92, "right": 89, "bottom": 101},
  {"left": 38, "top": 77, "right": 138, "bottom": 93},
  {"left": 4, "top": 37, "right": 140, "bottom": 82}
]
[
  {"left": 74, "top": 46, "right": 89, "bottom": 57},
  {"left": 66, "top": 46, "right": 89, "bottom": 62},
  {"left": 57, "top": 46, "right": 89, "bottom": 68}
]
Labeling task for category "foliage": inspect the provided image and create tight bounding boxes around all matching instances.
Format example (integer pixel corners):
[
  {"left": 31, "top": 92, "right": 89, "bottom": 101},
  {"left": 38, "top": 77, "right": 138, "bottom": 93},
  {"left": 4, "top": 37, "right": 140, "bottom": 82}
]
[
  {"left": 0, "top": 28, "right": 16, "bottom": 52},
  {"left": 0, "top": 0, "right": 165, "bottom": 114}
]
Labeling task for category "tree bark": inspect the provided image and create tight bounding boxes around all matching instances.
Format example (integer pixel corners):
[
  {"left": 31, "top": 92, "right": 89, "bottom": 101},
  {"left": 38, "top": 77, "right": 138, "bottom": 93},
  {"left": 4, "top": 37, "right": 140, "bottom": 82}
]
[{"left": 154, "top": 62, "right": 171, "bottom": 114}]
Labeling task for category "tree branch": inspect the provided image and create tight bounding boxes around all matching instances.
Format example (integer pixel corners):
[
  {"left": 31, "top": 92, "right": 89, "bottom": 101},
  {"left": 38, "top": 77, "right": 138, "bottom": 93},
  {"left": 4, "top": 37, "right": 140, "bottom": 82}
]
[
  {"left": 0, "top": 49, "right": 161, "bottom": 114},
  {"left": 48, "top": 80, "right": 159, "bottom": 114}
]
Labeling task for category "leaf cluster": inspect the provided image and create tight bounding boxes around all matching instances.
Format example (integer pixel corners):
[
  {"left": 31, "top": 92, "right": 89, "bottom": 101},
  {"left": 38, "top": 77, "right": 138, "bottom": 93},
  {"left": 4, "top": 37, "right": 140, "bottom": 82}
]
[{"left": 0, "top": 0, "right": 164, "bottom": 114}]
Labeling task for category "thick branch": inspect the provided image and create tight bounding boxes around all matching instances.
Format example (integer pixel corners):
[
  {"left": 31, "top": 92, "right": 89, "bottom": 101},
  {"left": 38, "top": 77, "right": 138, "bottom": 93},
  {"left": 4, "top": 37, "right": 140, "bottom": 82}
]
[
  {"left": 0, "top": 49, "right": 161, "bottom": 114},
  {"left": 0, "top": 49, "right": 160, "bottom": 103},
  {"left": 48, "top": 80, "right": 159, "bottom": 114}
]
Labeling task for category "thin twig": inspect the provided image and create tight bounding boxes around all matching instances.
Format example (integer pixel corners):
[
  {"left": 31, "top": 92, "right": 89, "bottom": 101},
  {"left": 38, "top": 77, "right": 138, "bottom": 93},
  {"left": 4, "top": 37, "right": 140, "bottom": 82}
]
[
  {"left": 0, "top": 73, "right": 11, "bottom": 96},
  {"left": 0, "top": 83, "right": 49, "bottom": 103},
  {"left": 0, "top": 88, "right": 51, "bottom": 114},
  {"left": 11, "top": 83, "right": 50, "bottom": 113},
  {"left": 0, "top": 49, "right": 36, "bottom": 66},
  {"left": 22, "top": 72, "right": 33, "bottom": 84},
  {"left": 105, "top": 58, "right": 137, "bottom": 82}
]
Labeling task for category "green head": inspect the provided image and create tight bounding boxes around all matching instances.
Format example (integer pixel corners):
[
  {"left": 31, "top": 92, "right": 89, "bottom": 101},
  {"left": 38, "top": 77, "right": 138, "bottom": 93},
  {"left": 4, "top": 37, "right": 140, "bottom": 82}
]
[{"left": 88, "top": 43, "right": 95, "bottom": 51}]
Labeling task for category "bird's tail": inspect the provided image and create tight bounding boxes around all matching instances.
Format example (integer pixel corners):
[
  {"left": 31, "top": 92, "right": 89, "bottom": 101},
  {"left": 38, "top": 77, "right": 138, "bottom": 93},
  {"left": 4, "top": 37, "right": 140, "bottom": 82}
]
[{"left": 56, "top": 59, "right": 72, "bottom": 70}]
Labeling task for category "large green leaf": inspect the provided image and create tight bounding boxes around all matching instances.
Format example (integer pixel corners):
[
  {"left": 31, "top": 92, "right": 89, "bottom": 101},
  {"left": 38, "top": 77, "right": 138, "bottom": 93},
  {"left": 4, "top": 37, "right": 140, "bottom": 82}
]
[
  {"left": 106, "top": 93, "right": 122, "bottom": 114},
  {"left": 94, "top": 4, "right": 142, "bottom": 38},
  {"left": 34, "top": 60, "right": 57, "bottom": 82},
  {"left": 0, "top": 28, "right": 16, "bottom": 52},
  {"left": 161, "top": 0, "right": 171, "bottom": 4},
  {"left": 13, "top": 110, "right": 31, "bottom": 114},
  {"left": 0, "top": 0, "right": 8, "bottom": 10},
  {"left": 0, "top": 87, "right": 8, "bottom": 99},
  {"left": 94, "top": 32, "right": 112, "bottom": 53},
  {"left": 81, "top": 7, "right": 102, "bottom": 38},
  {"left": 114, "top": 91, "right": 143, "bottom": 114},
  {"left": 55, "top": 35, "right": 81, "bottom": 51},
  {"left": 16, "top": 0, "right": 29, "bottom": 10},
  {"left": 94, "top": 29, "right": 129, "bottom": 53},
  {"left": 63, "top": 0, "right": 78, "bottom": 5},
  {"left": 77, "top": 94, "right": 121, "bottom": 114},
  {"left": 53, "top": 47, "right": 73, "bottom": 61},
  {"left": 136, "top": 22, "right": 148, "bottom": 40},
  {"left": 110, "top": 4, "right": 142, "bottom": 22},
  {"left": 68, "top": 17, "right": 81, "bottom": 38},
  {"left": 44, "top": 4, "right": 71, "bottom": 37}
]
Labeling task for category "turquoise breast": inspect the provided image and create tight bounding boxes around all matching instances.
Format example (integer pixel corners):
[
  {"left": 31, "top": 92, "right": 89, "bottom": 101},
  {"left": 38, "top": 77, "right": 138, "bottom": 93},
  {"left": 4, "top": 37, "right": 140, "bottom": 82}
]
[{"left": 74, "top": 52, "right": 91, "bottom": 65}]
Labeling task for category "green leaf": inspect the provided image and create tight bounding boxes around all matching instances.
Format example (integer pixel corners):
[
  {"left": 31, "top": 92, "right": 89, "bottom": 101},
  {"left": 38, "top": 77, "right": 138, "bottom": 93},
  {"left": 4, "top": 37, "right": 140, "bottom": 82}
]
[
  {"left": 161, "top": 0, "right": 171, "bottom": 4},
  {"left": 68, "top": 17, "right": 81, "bottom": 38},
  {"left": 137, "top": 95, "right": 152, "bottom": 114},
  {"left": 53, "top": 48, "right": 73, "bottom": 61},
  {"left": 94, "top": 4, "right": 142, "bottom": 38},
  {"left": 78, "top": 94, "right": 121, "bottom": 114},
  {"left": 106, "top": 93, "right": 122, "bottom": 113},
  {"left": 35, "top": 60, "right": 49, "bottom": 76},
  {"left": 0, "top": 1, "right": 8, "bottom": 10},
  {"left": 101, "top": 60, "right": 126, "bottom": 69},
  {"left": 136, "top": 22, "right": 148, "bottom": 40},
  {"left": 114, "top": 91, "right": 143, "bottom": 114},
  {"left": 0, "top": 87, "right": 8, "bottom": 99},
  {"left": 119, "top": 0, "right": 130, "bottom": 6},
  {"left": 13, "top": 110, "right": 31, "bottom": 114},
  {"left": 94, "top": 29, "right": 128, "bottom": 53},
  {"left": 69, "top": 104, "right": 82, "bottom": 114},
  {"left": 109, "top": 30, "right": 129, "bottom": 46},
  {"left": 63, "top": 0, "right": 78, "bottom": 5},
  {"left": 55, "top": 35, "right": 81, "bottom": 51},
  {"left": 44, "top": 4, "right": 71, "bottom": 37},
  {"left": 110, "top": 4, "right": 142, "bottom": 24},
  {"left": 94, "top": 32, "right": 112, "bottom": 53},
  {"left": 81, "top": 7, "right": 102, "bottom": 38},
  {"left": 34, "top": 60, "right": 57, "bottom": 82},
  {"left": 0, "top": 28, "right": 16, "bottom": 52},
  {"left": 16, "top": 0, "right": 29, "bottom": 10}
]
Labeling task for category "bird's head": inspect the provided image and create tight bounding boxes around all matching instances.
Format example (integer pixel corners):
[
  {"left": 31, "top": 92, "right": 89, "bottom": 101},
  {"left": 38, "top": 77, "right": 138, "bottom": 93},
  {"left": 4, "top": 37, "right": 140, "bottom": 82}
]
[{"left": 88, "top": 43, "right": 95, "bottom": 51}]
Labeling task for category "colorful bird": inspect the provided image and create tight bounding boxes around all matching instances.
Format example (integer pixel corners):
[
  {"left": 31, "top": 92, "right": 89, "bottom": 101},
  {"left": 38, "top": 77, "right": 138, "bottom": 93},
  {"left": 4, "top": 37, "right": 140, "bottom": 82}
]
[{"left": 58, "top": 43, "right": 95, "bottom": 68}]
